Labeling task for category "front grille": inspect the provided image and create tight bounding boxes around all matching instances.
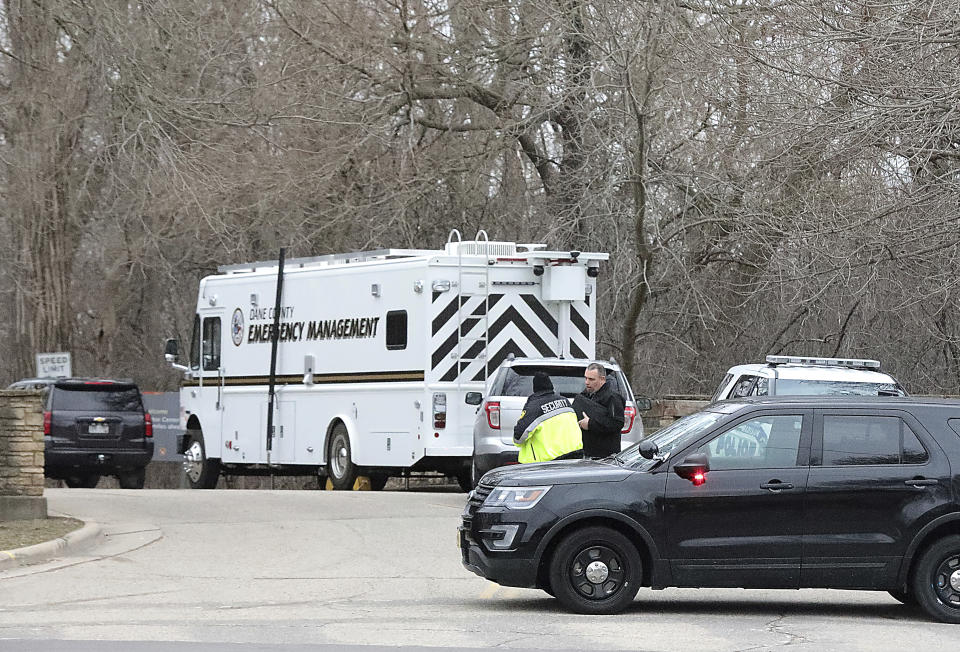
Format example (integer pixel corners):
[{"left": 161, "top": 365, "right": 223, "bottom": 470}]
[
  {"left": 462, "top": 481, "right": 496, "bottom": 534},
  {"left": 468, "top": 481, "right": 494, "bottom": 511}
]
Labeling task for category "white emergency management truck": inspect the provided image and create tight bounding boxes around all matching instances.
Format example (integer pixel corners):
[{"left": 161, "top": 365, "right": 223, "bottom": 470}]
[{"left": 164, "top": 232, "right": 606, "bottom": 490}]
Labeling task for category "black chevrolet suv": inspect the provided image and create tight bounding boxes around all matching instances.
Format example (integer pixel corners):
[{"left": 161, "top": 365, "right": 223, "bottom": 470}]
[
  {"left": 460, "top": 396, "right": 960, "bottom": 623},
  {"left": 9, "top": 378, "right": 154, "bottom": 489}
]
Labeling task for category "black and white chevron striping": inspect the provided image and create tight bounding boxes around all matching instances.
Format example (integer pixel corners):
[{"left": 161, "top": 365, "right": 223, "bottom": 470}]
[{"left": 430, "top": 291, "right": 593, "bottom": 382}]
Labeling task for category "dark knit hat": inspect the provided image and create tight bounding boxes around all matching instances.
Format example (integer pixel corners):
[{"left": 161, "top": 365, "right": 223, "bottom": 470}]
[{"left": 533, "top": 372, "right": 553, "bottom": 393}]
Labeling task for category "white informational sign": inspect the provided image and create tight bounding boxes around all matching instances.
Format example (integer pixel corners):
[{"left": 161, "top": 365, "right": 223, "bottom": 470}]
[{"left": 36, "top": 352, "right": 72, "bottom": 378}]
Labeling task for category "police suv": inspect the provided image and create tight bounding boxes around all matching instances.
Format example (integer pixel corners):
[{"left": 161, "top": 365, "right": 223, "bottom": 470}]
[
  {"left": 712, "top": 355, "right": 906, "bottom": 400},
  {"left": 460, "top": 396, "right": 960, "bottom": 623}
]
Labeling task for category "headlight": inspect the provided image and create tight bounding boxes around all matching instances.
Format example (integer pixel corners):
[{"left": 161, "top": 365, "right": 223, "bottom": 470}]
[{"left": 483, "top": 486, "right": 552, "bottom": 510}]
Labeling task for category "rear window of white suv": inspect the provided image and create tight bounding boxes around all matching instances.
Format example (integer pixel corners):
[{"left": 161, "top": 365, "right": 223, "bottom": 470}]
[{"left": 491, "top": 366, "right": 628, "bottom": 400}]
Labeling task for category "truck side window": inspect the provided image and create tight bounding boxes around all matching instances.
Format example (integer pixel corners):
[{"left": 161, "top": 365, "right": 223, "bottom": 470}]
[
  {"left": 190, "top": 314, "right": 201, "bottom": 370},
  {"left": 202, "top": 317, "right": 221, "bottom": 371},
  {"left": 386, "top": 310, "right": 407, "bottom": 350}
]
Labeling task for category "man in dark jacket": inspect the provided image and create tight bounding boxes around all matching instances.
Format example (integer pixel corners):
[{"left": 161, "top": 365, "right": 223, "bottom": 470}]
[
  {"left": 573, "top": 363, "right": 625, "bottom": 458},
  {"left": 513, "top": 372, "right": 583, "bottom": 463}
]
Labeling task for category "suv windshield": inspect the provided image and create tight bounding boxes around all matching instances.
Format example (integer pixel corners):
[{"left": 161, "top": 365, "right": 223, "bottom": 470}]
[
  {"left": 51, "top": 386, "right": 143, "bottom": 412},
  {"left": 776, "top": 379, "right": 906, "bottom": 396},
  {"left": 618, "top": 410, "right": 726, "bottom": 468},
  {"left": 492, "top": 366, "right": 626, "bottom": 399}
]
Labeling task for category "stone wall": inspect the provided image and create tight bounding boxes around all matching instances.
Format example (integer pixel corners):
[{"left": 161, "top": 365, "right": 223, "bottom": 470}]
[
  {"left": 0, "top": 390, "right": 47, "bottom": 520},
  {"left": 641, "top": 395, "right": 710, "bottom": 433}
]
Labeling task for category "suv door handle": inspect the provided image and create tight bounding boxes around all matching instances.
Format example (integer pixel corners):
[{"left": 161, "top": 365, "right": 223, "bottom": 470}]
[
  {"left": 760, "top": 481, "right": 794, "bottom": 491},
  {"left": 904, "top": 478, "right": 938, "bottom": 487}
]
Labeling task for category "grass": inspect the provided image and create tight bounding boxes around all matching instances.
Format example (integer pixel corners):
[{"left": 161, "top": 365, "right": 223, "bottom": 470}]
[{"left": 0, "top": 517, "right": 84, "bottom": 551}]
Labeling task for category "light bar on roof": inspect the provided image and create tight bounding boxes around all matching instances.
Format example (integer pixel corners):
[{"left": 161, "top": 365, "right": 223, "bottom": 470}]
[{"left": 765, "top": 355, "right": 881, "bottom": 370}]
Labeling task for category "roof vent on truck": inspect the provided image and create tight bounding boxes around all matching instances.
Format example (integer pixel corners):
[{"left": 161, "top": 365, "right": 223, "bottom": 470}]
[
  {"left": 444, "top": 241, "right": 518, "bottom": 257},
  {"left": 765, "top": 355, "right": 881, "bottom": 370}
]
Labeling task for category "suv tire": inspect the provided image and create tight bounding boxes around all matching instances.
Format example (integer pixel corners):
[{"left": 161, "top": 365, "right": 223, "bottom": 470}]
[
  {"left": 64, "top": 473, "right": 100, "bottom": 489},
  {"left": 548, "top": 526, "right": 641, "bottom": 615},
  {"left": 117, "top": 467, "right": 146, "bottom": 489},
  {"left": 184, "top": 430, "right": 220, "bottom": 489},
  {"left": 911, "top": 535, "right": 960, "bottom": 623}
]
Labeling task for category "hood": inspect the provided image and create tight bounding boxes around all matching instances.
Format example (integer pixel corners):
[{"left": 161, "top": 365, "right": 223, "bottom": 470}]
[{"left": 482, "top": 458, "right": 632, "bottom": 487}]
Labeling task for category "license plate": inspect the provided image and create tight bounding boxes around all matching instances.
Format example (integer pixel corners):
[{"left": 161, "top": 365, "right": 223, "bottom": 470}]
[{"left": 88, "top": 423, "right": 109, "bottom": 434}]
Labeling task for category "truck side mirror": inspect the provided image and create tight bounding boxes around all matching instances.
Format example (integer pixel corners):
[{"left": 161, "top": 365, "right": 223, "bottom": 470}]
[
  {"left": 465, "top": 392, "right": 483, "bottom": 406},
  {"left": 164, "top": 338, "right": 179, "bottom": 362},
  {"left": 635, "top": 397, "right": 653, "bottom": 412},
  {"left": 674, "top": 453, "right": 710, "bottom": 485}
]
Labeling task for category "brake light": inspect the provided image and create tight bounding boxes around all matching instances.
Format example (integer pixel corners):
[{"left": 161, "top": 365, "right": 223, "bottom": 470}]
[
  {"left": 622, "top": 406, "right": 637, "bottom": 434},
  {"left": 43, "top": 411, "right": 51, "bottom": 436},
  {"left": 432, "top": 392, "right": 447, "bottom": 429},
  {"left": 485, "top": 401, "right": 501, "bottom": 429},
  {"left": 144, "top": 412, "right": 153, "bottom": 438}
]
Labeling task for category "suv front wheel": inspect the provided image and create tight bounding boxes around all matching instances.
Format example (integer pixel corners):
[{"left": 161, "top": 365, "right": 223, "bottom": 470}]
[
  {"left": 548, "top": 526, "right": 641, "bottom": 615},
  {"left": 912, "top": 535, "right": 960, "bottom": 623}
]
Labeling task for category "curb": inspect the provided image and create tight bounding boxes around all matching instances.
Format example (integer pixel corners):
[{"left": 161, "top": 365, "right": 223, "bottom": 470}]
[{"left": 0, "top": 521, "right": 103, "bottom": 571}]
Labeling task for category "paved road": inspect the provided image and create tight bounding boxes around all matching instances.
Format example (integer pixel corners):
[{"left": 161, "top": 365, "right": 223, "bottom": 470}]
[{"left": 0, "top": 488, "right": 956, "bottom": 651}]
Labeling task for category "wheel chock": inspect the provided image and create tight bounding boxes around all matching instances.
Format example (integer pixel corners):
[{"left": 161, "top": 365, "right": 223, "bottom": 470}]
[
  {"left": 353, "top": 476, "right": 371, "bottom": 491},
  {"left": 325, "top": 478, "right": 334, "bottom": 490}
]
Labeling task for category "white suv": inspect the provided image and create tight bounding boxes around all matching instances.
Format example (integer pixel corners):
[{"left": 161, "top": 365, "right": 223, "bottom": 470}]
[
  {"left": 469, "top": 356, "right": 651, "bottom": 486},
  {"left": 712, "top": 355, "right": 907, "bottom": 401}
]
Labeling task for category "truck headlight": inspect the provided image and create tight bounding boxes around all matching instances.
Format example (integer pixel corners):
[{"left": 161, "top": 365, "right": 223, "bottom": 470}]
[{"left": 483, "top": 486, "right": 551, "bottom": 510}]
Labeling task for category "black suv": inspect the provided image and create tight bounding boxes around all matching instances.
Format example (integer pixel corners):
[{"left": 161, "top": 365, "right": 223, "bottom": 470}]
[
  {"left": 459, "top": 396, "right": 960, "bottom": 623},
  {"left": 8, "top": 378, "right": 154, "bottom": 489}
]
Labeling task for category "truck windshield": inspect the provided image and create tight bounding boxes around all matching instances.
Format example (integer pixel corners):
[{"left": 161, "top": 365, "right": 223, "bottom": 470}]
[
  {"left": 618, "top": 410, "right": 726, "bottom": 467},
  {"left": 775, "top": 379, "right": 906, "bottom": 396}
]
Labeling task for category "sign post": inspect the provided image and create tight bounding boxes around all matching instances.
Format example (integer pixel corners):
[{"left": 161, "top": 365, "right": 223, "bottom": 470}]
[{"left": 36, "top": 352, "right": 72, "bottom": 378}]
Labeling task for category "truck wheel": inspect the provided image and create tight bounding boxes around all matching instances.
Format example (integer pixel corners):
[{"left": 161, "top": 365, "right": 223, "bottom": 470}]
[
  {"left": 65, "top": 473, "right": 100, "bottom": 488},
  {"left": 456, "top": 469, "right": 472, "bottom": 493},
  {"left": 912, "top": 535, "right": 960, "bottom": 623},
  {"left": 327, "top": 424, "right": 356, "bottom": 490},
  {"left": 548, "top": 526, "right": 641, "bottom": 615},
  {"left": 183, "top": 430, "right": 220, "bottom": 489},
  {"left": 117, "top": 467, "right": 146, "bottom": 489}
]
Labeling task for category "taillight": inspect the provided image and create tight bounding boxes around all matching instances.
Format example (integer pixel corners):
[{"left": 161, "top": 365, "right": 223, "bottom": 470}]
[
  {"left": 622, "top": 406, "right": 637, "bottom": 434},
  {"left": 432, "top": 392, "right": 447, "bottom": 429},
  {"left": 43, "top": 411, "right": 51, "bottom": 436},
  {"left": 144, "top": 412, "right": 153, "bottom": 438},
  {"left": 485, "top": 401, "right": 501, "bottom": 429}
]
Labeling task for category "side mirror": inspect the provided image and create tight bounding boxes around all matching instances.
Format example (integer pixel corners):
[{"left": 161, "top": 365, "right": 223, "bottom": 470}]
[
  {"left": 635, "top": 397, "right": 653, "bottom": 412},
  {"left": 638, "top": 439, "right": 659, "bottom": 460},
  {"left": 164, "top": 338, "right": 179, "bottom": 361},
  {"left": 674, "top": 452, "right": 710, "bottom": 485},
  {"left": 465, "top": 392, "right": 483, "bottom": 406}
]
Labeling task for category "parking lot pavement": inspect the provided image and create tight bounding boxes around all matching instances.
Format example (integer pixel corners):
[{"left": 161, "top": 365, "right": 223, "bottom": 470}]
[{"left": 0, "top": 488, "right": 956, "bottom": 651}]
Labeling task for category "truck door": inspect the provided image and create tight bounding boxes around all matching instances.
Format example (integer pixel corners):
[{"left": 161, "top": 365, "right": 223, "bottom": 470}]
[{"left": 193, "top": 312, "right": 225, "bottom": 454}]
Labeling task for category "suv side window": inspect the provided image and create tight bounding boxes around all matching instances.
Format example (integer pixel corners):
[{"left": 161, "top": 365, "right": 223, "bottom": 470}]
[
  {"left": 698, "top": 414, "right": 804, "bottom": 470},
  {"left": 821, "top": 415, "right": 927, "bottom": 465},
  {"left": 202, "top": 317, "right": 221, "bottom": 371}
]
